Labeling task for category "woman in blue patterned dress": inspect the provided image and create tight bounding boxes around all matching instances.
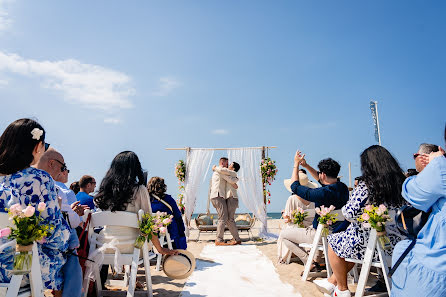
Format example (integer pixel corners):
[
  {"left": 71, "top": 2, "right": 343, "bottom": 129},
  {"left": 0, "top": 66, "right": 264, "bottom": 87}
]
[
  {"left": 0, "top": 118, "right": 71, "bottom": 295},
  {"left": 314, "top": 145, "right": 406, "bottom": 297}
]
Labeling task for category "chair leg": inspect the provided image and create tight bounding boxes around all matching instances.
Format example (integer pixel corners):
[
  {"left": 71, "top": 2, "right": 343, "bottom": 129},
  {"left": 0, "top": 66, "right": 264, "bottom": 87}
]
[
  {"left": 123, "top": 265, "right": 130, "bottom": 286},
  {"left": 355, "top": 229, "right": 378, "bottom": 297},
  {"left": 302, "top": 224, "right": 323, "bottom": 281},
  {"left": 286, "top": 251, "right": 292, "bottom": 264},
  {"left": 143, "top": 242, "right": 153, "bottom": 297},
  {"left": 322, "top": 236, "right": 332, "bottom": 278},
  {"left": 5, "top": 275, "right": 24, "bottom": 297},
  {"left": 29, "top": 242, "right": 44, "bottom": 297},
  {"left": 376, "top": 244, "right": 392, "bottom": 295},
  {"left": 94, "top": 265, "right": 103, "bottom": 297},
  {"left": 126, "top": 248, "right": 140, "bottom": 297},
  {"left": 352, "top": 264, "right": 359, "bottom": 283}
]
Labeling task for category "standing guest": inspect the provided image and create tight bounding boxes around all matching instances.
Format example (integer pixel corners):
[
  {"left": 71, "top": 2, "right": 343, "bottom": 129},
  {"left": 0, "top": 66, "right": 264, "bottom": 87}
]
[
  {"left": 0, "top": 118, "right": 70, "bottom": 297},
  {"left": 314, "top": 145, "right": 406, "bottom": 297},
  {"left": 76, "top": 175, "right": 96, "bottom": 210},
  {"left": 70, "top": 181, "right": 80, "bottom": 195},
  {"left": 37, "top": 148, "right": 84, "bottom": 297},
  {"left": 391, "top": 129, "right": 446, "bottom": 296},
  {"left": 147, "top": 177, "right": 187, "bottom": 249},
  {"left": 278, "top": 152, "right": 349, "bottom": 269}
]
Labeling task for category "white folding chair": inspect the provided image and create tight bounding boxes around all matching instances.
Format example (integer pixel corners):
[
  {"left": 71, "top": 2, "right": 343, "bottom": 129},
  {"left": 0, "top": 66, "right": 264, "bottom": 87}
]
[
  {"left": 155, "top": 231, "right": 173, "bottom": 271},
  {"left": 300, "top": 209, "right": 358, "bottom": 281},
  {"left": 83, "top": 210, "right": 153, "bottom": 297},
  {"left": 346, "top": 211, "right": 395, "bottom": 297},
  {"left": 0, "top": 212, "right": 44, "bottom": 297}
]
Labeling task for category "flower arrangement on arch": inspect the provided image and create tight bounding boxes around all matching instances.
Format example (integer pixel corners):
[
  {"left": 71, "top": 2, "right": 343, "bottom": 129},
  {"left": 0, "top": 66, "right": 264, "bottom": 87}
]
[
  {"left": 0, "top": 202, "right": 54, "bottom": 274},
  {"left": 260, "top": 157, "right": 278, "bottom": 205},
  {"left": 175, "top": 160, "right": 186, "bottom": 214},
  {"left": 290, "top": 207, "right": 309, "bottom": 228},
  {"left": 357, "top": 204, "right": 392, "bottom": 249},
  {"left": 315, "top": 205, "right": 338, "bottom": 236},
  {"left": 134, "top": 211, "right": 174, "bottom": 249}
]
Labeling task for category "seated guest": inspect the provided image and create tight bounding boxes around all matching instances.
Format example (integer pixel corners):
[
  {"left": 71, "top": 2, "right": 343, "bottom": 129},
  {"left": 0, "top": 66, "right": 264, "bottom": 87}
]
[
  {"left": 278, "top": 171, "right": 318, "bottom": 263},
  {"left": 70, "top": 181, "right": 80, "bottom": 195},
  {"left": 76, "top": 175, "right": 96, "bottom": 210},
  {"left": 391, "top": 134, "right": 446, "bottom": 296},
  {"left": 147, "top": 177, "right": 187, "bottom": 249},
  {"left": 353, "top": 176, "right": 363, "bottom": 188},
  {"left": 314, "top": 145, "right": 406, "bottom": 297},
  {"left": 37, "top": 148, "right": 84, "bottom": 297},
  {"left": 93, "top": 151, "right": 178, "bottom": 288},
  {"left": 278, "top": 152, "right": 349, "bottom": 269},
  {"left": 0, "top": 119, "right": 70, "bottom": 297}
]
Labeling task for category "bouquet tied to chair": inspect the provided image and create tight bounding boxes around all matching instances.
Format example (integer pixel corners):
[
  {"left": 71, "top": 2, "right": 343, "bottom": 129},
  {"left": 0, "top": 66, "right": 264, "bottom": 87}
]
[
  {"left": 315, "top": 205, "right": 338, "bottom": 237},
  {"left": 134, "top": 211, "right": 174, "bottom": 249},
  {"left": 290, "top": 207, "right": 308, "bottom": 228},
  {"left": 358, "top": 204, "right": 391, "bottom": 250},
  {"left": 0, "top": 202, "right": 53, "bottom": 274}
]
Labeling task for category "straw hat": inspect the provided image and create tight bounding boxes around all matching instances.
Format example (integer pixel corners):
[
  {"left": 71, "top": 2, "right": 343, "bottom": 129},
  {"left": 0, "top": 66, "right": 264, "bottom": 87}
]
[
  {"left": 163, "top": 249, "right": 196, "bottom": 279},
  {"left": 284, "top": 172, "right": 318, "bottom": 193}
]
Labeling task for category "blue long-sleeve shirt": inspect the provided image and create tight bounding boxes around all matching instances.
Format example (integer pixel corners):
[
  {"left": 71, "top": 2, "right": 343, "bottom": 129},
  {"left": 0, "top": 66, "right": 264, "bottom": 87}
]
[{"left": 291, "top": 180, "right": 350, "bottom": 232}]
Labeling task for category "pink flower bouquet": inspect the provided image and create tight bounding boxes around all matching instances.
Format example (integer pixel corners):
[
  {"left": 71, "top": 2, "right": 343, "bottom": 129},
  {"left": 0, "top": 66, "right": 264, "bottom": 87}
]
[
  {"left": 315, "top": 205, "right": 338, "bottom": 236},
  {"left": 357, "top": 204, "right": 392, "bottom": 249},
  {"left": 1, "top": 203, "right": 54, "bottom": 274},
  {"left": 134, "top": 211, "right": 174, "bottom": 249}
]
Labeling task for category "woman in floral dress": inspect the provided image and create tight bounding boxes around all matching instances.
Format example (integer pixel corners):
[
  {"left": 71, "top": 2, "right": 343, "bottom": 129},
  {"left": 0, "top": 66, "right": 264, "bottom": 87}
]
[
  {"left": 314, "top": 145, "right": 406, "bottom": 297},
  {"left": 0, "top": 118, "right": 70, "bottom": 296}
]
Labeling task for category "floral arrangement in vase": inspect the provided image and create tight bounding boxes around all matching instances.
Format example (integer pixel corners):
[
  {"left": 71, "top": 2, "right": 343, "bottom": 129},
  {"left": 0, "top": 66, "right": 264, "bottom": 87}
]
[
  {"left": 357, "top": 204, "right": 392, "bottom": 249},
  {"left": 290, "top": 207, "right": 309, "bottom": 228},
  {"left": 315, "top": 205, "right": 338, "bottom": 236},
  {"left": 134, "top": 211, "right": 174, "bottom": 249},
  {"left": 0, "top": 202, "right": 53, "bottom": 274},
  {"left": 175, "top": 160, "right": 186, "bottom": 214},
  {"left": 260, "top": 157, "right": 278, "bottom": 205}
]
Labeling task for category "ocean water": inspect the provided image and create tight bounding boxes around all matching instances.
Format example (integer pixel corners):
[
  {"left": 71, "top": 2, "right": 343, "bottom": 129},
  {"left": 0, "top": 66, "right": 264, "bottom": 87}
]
[{"left": 191, "top": 212, "right": 282, "bottom": 219}]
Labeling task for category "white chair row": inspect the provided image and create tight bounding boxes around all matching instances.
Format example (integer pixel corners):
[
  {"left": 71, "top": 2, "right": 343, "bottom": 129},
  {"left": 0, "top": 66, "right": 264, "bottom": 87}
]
[
  {"left": 299, "top": 209, "right": 394, "bottom": 297},
  {"left": 0, "top": 213, "right": 44, "bottom": 297}
]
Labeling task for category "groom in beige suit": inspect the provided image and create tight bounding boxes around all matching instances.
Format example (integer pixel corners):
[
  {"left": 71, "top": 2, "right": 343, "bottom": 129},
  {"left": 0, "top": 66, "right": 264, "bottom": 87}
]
[{"left": 209, "top": 157, "right": 242, "bottom": 246}]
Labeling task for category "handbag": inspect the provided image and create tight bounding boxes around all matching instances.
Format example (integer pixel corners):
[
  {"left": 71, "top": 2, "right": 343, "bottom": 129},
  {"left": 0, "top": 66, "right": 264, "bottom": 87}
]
[
  {"left": 77, "top": 213, "right": 91, "bottom": 274},
  {"left": 388, "top": 205, "right": 431, "bottom": 277}
]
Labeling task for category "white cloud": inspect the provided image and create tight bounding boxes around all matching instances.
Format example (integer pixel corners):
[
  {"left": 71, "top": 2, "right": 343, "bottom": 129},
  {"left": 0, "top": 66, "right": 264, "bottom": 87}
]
[
  {"left": 0, "top": 51, "right": 135, "bottom": 112},
  {"left": 103, "top": 117, "right": 122, "bottom": 124},
  {"left": 152, "top": 76, "right": 180, "bottom": 96},
  {"left": 212, "top": 129, "right": 229, "bottom": 135},
  {"left": 0, "top": 78, "right": 8, "bottom": 87},
  {"left": 0, "top": 0, "right": 13, "bottom": 32}
]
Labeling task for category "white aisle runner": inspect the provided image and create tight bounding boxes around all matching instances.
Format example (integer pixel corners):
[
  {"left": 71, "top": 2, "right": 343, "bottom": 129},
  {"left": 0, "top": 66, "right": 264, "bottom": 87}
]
[{"left": 180, "top": 244, "right": 302, "bottom": 297}]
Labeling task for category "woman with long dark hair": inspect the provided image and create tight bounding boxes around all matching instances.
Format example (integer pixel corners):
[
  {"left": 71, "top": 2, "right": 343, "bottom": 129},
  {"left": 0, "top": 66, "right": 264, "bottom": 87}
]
[
  {"left": 314, "top": 145, "right": 406, "bottom": 297},
  {"left": 0, "top": 118, "right": 71, "bottom": 296},
  {"left": 147, "top": 177, "right": 187, "bottom": 250},
  {"left": 94, "top": 151, "right": 176, "bottom": 255}
]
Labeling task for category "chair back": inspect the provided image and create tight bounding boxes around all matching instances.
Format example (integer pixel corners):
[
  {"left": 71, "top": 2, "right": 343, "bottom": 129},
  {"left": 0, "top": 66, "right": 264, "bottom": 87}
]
[
  {"left": 88, "top": 210, "right": 141, "bottom": 229},
  {"left": 0, "top": 212, "right": 10, "bottom": 228}
]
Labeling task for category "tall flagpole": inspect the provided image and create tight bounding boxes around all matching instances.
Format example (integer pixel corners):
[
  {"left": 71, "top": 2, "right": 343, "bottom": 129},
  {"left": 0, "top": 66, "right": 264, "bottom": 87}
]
[{"left": 375, "top": 101, "right": 382, "bottom": 145}]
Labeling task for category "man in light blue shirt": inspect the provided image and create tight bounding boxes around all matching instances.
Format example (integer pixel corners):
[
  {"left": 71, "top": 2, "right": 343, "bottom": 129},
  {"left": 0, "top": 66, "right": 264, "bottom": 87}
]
[{"left": 391, "top": 142, "right": 446, "bottom": 296}]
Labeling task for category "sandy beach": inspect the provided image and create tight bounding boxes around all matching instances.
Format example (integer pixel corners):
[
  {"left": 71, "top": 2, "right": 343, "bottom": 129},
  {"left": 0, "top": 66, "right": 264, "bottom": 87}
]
[{"left": 97, "top": 218, "right": 382, "bottom": 297}]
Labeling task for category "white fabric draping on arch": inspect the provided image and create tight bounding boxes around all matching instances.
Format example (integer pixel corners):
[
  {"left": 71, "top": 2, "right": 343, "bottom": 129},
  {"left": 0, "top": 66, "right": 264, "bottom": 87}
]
[
  {"left": 184, "top": 149, "right": 214, "bottom": 224},
  {"left": 228, "top": 148, "right": 277, "bottom": 239}
]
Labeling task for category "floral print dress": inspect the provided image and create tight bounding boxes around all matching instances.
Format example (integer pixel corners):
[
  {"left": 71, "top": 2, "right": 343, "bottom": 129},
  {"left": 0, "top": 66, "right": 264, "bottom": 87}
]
[
  {"left": 327, "top": 181, "right": 403, "bottom": 261},
  {"left": 0, "top": 167, "right": 71, "bottom": 290}
]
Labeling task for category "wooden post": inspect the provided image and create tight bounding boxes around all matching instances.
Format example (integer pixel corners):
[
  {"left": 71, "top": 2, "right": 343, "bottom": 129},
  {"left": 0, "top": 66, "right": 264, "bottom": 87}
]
[
  {"left": 262, "top": 146, "right": 266, "bottom": 205},
  {"left": 348, "top": 162, "right": 352, "bottom": 189}
]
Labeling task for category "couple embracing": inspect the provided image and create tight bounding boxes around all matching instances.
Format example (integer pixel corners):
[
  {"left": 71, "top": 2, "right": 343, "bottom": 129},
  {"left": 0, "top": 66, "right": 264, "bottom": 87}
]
[{"left": 209, "top": 157, "right": 242, "bottom": 246}]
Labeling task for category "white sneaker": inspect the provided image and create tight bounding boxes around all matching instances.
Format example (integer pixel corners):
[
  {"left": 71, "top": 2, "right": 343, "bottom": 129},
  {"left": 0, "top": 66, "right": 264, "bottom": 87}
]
[
  {"left": 332, "top": 286, "right": 351, "bottom": 297},
  {"left": 313, "top": 278, "right": 336, "bottom": 295}
]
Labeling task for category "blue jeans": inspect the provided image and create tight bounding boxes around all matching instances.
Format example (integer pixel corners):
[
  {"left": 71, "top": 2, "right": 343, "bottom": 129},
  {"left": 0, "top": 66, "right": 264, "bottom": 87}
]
[{"left": 62, "top": 228, "right": 82, "bottom": 297}]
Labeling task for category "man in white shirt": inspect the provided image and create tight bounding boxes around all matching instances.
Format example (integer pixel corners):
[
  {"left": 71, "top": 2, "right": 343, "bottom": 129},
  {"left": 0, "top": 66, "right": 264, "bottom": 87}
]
[{"left": 209, "top": 157, "right": 240, "bottom": 245}]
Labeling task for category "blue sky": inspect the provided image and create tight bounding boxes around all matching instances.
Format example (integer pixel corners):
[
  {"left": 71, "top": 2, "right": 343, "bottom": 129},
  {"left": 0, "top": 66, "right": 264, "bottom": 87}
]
[{"left": 0, "top": 1, "right": 445, "bottom": 212}]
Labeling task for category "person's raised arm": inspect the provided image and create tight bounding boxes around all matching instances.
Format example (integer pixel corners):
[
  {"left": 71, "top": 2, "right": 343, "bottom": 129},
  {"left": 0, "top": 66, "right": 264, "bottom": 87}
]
[
  {"left": 300, "top": 158, "right": 319, "bottom": 181},
  {"left": 213, "top": 165, "right": 237, "bottom": 177}
]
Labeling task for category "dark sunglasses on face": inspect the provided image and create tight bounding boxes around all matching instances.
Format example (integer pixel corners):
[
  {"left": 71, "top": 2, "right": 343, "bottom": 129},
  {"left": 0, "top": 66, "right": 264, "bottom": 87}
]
[
  {"left": 45, "top": 143, "right": 50, "bottom": 151},
  {"left": 413, "top": 153, "right": 421, "bottom": 160},
  {"left": 52, "top": 159, "right": 70, "bottom": 173}
]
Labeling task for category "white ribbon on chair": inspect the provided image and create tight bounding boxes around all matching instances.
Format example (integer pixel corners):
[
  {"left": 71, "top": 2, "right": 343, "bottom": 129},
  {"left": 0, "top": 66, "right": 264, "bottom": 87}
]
[
  {"left": 82, "top": 238, "right": 124, "bottom": 293},
  {"left": 0, "top": 239, "right": 16, "bottom": 252}
]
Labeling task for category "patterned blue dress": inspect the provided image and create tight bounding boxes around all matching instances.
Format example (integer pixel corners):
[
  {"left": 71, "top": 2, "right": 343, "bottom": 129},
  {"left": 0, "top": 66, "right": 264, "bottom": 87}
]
[
  {"left": 0, "top": 167, "right": 71, "bottom": 290},
  {"left": 327, "top": 181, "right": 403, "bottom": 260}
]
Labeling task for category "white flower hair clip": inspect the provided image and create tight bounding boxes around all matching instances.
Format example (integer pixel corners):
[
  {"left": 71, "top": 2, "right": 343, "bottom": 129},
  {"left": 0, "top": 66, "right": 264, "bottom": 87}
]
[{"left": 31, "top": 128, "right": 43, "bottom": 140}]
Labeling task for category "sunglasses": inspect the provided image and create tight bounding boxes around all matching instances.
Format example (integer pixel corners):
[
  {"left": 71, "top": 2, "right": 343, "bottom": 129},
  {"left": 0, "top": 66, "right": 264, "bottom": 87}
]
[
  {"left": 45, "top": 143, "right": 50, "bottom": 151},
  {"left": 52, "top": 159, "right": 70, "bottom": 173},
  {"left": 413, "top": 153, "right": 421, "bottom": 160}
]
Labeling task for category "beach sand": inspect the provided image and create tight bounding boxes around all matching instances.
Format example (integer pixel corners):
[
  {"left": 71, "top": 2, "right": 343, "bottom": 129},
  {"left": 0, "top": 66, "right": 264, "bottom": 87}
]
[{"left": 39, "top": 219, "right": 382, "bottom": 297}]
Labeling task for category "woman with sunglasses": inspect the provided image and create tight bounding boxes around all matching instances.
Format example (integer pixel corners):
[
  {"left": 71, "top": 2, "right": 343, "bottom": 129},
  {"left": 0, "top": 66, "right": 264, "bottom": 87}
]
[{"left": 0, "top": 118, "right": 71, "bottom": 297}]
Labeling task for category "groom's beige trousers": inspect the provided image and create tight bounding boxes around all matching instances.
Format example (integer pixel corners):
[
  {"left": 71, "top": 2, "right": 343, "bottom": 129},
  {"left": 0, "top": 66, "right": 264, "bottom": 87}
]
[{"left": 211, "top": 197, "right": 241, "bottom": 242}]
